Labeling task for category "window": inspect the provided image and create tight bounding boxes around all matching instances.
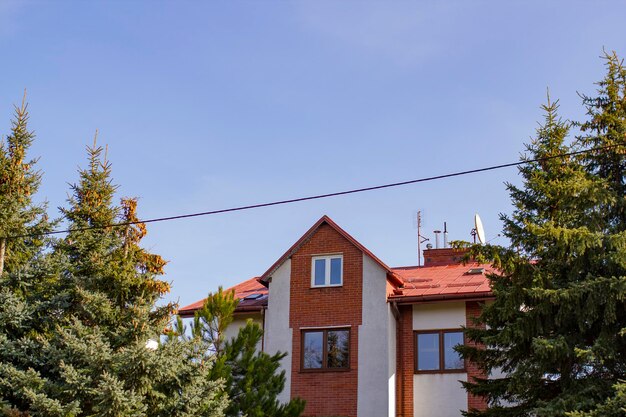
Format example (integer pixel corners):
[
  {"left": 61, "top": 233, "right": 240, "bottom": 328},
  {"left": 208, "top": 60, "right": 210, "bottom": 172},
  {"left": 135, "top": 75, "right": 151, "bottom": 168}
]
[
  {"left": 311, "top": 255, "right": 343, "bottom": 287},
  {"left": 415, "top": 330, "right": 464, "bottom": 372},
  {"left": 302, "top": 328, "right": 350, "bottom": 371}
]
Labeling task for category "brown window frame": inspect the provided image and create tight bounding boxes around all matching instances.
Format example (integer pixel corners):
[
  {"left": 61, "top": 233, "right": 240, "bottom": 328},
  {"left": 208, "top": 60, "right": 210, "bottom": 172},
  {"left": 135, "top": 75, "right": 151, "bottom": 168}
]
[
  {"left": 300, "top": 327, "right": 351, "bottom": 372},
  {"left": 414, "top": 329, "right": 466, "bottom": 374}
]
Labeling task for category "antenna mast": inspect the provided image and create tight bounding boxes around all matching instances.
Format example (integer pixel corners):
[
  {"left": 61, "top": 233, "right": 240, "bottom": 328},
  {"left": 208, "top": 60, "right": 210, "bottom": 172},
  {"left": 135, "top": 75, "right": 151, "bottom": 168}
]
[{"left": 417, "top": 211, "right": 429, "bottom": 267}]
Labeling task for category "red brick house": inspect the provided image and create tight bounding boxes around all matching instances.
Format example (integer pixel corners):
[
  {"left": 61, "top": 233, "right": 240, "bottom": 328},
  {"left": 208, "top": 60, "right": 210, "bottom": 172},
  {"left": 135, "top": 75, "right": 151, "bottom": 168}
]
[{"left": 179, "top": 215, "right": 494, "bottom": 417}]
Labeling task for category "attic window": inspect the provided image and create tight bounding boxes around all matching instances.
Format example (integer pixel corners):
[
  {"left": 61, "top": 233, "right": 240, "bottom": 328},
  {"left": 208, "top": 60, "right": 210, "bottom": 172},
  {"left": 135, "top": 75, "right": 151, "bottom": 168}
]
[
  {"left": 243, "top": 293, "right": 263, "bottom": 300},
  {"left": 466, "top": 267, "right": 485, "bottom": 275},
  {"left": 311, "top": 255, "right": 343, "bottom": 287}
]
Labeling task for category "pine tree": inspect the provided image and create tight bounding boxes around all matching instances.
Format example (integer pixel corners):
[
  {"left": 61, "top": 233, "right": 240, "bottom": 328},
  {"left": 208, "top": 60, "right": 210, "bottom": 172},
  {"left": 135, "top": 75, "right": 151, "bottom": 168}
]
[
  {"left": 191, "top": 287, "right": 239, "bottom": 356},
  {"left": 459, "top": 62, "right": 626, "bottom": 416},
  {"left": 185, "top": 288, "right": 306, "bottom": 417}
]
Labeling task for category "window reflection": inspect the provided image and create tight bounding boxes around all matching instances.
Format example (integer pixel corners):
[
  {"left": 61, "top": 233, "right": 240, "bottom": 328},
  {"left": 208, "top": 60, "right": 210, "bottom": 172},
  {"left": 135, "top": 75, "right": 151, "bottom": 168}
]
[
  {"left": 327, "top": 330, "right": 349, "bottom": 368},
  {"left": 330, "top": 258, "right": 342, "bottom": 285},
  {"left": 417, "top": 333, "right": 440, "bottom": 371},
  {"left": 303, "top": 331, "right": 323, "bottom": 369},
  {"left": 444, "top": 332, "right": 464, "bottom": 370},
  {"left": 415, "top": 330, "right": 465, "bottom": 372},
  {"left": 302, "top": 328, "right": 350, "bottom": 370}
]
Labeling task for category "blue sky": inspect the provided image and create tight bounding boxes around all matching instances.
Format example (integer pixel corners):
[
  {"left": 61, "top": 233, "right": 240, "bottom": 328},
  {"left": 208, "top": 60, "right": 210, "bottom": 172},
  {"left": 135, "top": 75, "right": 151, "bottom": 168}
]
[{"left": 1, "top": 1, "right": 625, "bottom": 307}]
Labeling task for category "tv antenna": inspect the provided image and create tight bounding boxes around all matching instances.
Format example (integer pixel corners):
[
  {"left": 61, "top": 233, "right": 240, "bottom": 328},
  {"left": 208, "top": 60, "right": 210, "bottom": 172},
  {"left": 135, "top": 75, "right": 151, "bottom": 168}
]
[
  {"left": 417, "top": 211, "right": 429, "bottom": 266},
  {"left": 470, "top": 213, "right": 486, "bottom": 244}
]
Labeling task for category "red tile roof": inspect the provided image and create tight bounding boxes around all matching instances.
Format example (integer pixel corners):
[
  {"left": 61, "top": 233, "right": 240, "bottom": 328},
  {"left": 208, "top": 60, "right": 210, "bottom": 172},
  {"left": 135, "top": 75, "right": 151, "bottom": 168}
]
[
  {"left": 178, "top": 277, "right": 268, "bottom": 317},
  {"left": 389, "top": 262, "right": 495, "bottom": 302},
  {"left": 177, "top": 217, "right": 497, "bottom": 317},
  {"left": 178, "top": 263, "right": 496, "bottom": 316}
]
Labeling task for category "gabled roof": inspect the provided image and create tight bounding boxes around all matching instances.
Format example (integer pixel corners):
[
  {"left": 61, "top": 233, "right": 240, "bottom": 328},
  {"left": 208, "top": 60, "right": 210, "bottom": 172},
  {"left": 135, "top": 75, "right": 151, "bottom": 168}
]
[
  {"left": 178, "top": 277, "right": 268, "bottom": 317},
  {"left": 178, "top": 218, "right": 497, "bottom": 317},
  {"left": 389, "top": 262, "right": 495, "bottom": 303},
  {"left": 259, "top": 215, "right": 403, "bottom": 287}
]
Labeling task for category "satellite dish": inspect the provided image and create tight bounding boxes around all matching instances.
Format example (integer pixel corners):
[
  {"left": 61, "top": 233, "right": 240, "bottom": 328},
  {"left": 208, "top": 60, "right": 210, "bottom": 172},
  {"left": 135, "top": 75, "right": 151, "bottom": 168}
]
[{"left": 474, "top": 213, "right": 486, "bottom": 244}]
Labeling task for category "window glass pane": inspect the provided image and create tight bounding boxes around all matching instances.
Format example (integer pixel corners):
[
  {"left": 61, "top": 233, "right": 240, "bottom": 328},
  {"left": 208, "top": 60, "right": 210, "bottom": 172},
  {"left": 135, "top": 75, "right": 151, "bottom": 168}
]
[
  {"left": 444, "top": 332, "right": 464, "bottom": 369},
  {"left": 327, "top": 330, "right": 349, "bottom": 368},
  {"left": 417, "top": 333, "right": 440, "bottom": 371},
  {"left": 330, "top": 258, "right": 342, "bottom": 285},
  {"left": 314, "top": 259, "right": 326, "bottom": 286},
  {"left": 303, "top": 332, "right": 323, "bottom": 369}
]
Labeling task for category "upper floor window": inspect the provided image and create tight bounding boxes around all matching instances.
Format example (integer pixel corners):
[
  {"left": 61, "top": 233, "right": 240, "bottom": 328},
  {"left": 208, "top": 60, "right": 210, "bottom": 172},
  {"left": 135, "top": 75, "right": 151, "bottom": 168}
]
[
  {"left": 415, "top": 330, "right": 465, "bottom": 373},
  {"left": 311, "top": 255, "right": 343, "bottom": 287}
]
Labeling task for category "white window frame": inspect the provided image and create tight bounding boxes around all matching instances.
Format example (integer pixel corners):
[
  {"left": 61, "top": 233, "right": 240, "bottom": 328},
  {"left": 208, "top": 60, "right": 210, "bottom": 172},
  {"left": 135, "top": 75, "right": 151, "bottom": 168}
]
[{"left": 311, "top": 254, "right": 343, "bottom": 287}]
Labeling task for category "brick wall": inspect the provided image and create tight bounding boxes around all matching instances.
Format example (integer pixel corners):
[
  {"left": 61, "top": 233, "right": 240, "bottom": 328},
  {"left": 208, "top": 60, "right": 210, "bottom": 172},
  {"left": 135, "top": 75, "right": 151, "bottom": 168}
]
[
  {"left": 423, "top": 248, "right": 468, "bottom": 266},
  {"left": 289, "top": 224, "right": 362, "bottom": 417},
  {"left": 465, "top": 301, "right": 488, "bottom": 412},
  {"left": 396, "top": 305, "right": 413, "bottom": 417}
]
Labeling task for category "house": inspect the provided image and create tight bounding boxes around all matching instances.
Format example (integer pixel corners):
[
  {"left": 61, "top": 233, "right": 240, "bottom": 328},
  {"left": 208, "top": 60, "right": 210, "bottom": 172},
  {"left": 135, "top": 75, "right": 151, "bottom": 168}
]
[{"left": 179, "top": 215, "right": 495, "bottom": 417}]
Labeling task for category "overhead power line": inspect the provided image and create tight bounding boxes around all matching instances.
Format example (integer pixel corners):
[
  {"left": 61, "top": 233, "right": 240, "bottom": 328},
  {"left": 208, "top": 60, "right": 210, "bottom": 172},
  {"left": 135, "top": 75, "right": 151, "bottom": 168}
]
[{"left": 4, "top": 143, "right": 621, "bottom": 239}]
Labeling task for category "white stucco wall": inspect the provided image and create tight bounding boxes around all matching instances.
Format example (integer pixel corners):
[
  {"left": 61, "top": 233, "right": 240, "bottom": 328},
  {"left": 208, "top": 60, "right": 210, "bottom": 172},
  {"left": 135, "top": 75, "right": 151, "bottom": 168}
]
[
  {"left": 224, "top": 314, "right": 263, "bottom": 350},
  {"left": 263, "top": 260, "right": 293, "bottom": 404},
  {"left": 387, "top": 303, "right": 397, "bottom": 417},
  {"left": 412, "top": 302, "right": 466, "bottom": 330},
  {"left": 414, "top": 373, "right": 468, "bottom": 417},
  {"left": 413, "top": 302, "right": 467, "bottom": 417},
  {"left": 358, "top": 254, "right": 395, "bottom": 417}
]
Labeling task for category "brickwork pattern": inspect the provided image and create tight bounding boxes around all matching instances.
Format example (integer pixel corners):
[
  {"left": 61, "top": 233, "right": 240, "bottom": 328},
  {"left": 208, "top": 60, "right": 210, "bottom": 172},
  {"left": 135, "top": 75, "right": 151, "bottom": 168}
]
[
  {"left": 289, "top": 224, "right": 362, "bottom": 417},
  {"left": 423, "top": 248, "right": 468, "bottom": 266},
  {"left": 396, "top": 305, "right": 414, "bottom": 417},
  {"left": 465, "top": 301, "right": 488, "bottom": 412}
]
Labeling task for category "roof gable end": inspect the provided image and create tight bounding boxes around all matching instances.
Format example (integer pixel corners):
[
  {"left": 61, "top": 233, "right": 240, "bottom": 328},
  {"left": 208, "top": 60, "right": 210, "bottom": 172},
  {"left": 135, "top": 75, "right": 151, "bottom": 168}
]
[{"left": 259, "top": 215, "right": 402, "bottom": 286}]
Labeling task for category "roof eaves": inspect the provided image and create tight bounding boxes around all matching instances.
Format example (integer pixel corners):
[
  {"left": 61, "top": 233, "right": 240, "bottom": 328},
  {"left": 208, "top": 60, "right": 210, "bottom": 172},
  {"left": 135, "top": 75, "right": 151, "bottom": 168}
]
[
  {"left": 387, "top": 271, "right": 404, "bottom": 287},
  {"left": 178, "top": 294, "right": 267, "bottom": 318},
  {"left": 178, "top": 276, "right": 267, "bottom": 317},
  {"left": 389, "top": 291, "right": 494, "bottom": 304}
]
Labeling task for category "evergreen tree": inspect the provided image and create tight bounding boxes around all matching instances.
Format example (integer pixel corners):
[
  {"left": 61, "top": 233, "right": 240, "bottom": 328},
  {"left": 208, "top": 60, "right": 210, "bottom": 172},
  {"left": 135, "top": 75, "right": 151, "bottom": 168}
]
[
  {"left": 577, "top": 50, "right": 626, "bottom": 229},
  {"left": 191, "top": 287, "right": 239, "bottom": 356},
  {"left": 0, "top": 129, "right": 226, "bottom": 416},
  {"left": 567, "top": 381, "right": 626, "bottom": 417},
  {"left": 0, "top": 93, "right": 50, "bottom": 277},
  {"left": 184, "top": 288, "right": 305, "bottom": 417},
  {"left": 566, "top": 51, "right": 626, "bottom": 417},
  {"left": 0, "top": 97, "right": 63, "bottom": 416},
  {"left": 459, "top": 60, "right": 626, "bottom": 416}
]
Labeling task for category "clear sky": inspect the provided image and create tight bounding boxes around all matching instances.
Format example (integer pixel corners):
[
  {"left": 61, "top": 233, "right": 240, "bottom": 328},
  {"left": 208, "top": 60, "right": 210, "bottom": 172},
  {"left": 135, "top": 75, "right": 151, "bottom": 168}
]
[{"left": 1, "top": 1, "right": 625, "bottom": 308}]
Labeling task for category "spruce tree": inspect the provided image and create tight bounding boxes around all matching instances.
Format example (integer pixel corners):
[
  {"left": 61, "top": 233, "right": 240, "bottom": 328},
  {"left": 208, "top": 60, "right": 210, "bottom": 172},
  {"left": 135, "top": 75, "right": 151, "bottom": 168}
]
[
  {"left": 577, "top": 50, "right": 626, "bottom": 229},
  {"left": 0, "top": 130, "right": 227, "bottom": 416},
  {"left": 0, "top": 97, "right": 62, "bottom": 416},
  {"left": 566, "top": 51, "right": 626, "bottom": 417},
  {"left": 50, "top": 141, "right": 226, "bottom": 416},
  {"left": 0, "top": 93, "right": 50, "bottom": 277},
  {"left": 184, "top": 288, "right": 306, "bottom": 417},
  {"left": 459, "top": 60, "right": 626, "bottom": 416}
]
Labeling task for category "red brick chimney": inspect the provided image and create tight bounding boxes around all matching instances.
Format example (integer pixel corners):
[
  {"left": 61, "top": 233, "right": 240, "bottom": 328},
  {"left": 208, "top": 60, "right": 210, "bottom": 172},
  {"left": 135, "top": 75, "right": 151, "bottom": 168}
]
[{"left": 423, "top": 248, "right": 469, "bottom": 266}]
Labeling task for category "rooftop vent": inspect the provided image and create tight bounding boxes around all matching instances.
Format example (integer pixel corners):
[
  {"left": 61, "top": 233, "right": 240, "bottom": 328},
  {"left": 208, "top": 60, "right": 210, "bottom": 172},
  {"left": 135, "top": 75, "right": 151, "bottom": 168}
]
[{"left": 466, "top": 267, "right": 485, "bottom": 275}]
